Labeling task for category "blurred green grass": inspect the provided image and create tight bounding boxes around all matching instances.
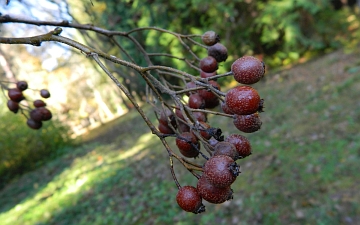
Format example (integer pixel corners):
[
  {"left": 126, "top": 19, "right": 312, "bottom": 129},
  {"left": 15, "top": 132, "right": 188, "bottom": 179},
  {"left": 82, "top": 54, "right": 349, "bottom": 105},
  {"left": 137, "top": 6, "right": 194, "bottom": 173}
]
[
  {"left": 0, "top": 48, "right": 360, "bottom": 225},
  {"left": 0, "top": 110, "right": 73, "bottom": 189}
]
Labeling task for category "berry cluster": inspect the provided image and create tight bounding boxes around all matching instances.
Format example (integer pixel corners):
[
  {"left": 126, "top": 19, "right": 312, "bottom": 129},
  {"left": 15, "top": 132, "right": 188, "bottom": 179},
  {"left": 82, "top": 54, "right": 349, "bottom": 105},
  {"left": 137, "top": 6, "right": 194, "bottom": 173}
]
[
  {"left": 5, "top": 80, "right": 52, "bottom": 129},
  {"left": 156, "top": 31, "right": 266, "bottom": 213}
]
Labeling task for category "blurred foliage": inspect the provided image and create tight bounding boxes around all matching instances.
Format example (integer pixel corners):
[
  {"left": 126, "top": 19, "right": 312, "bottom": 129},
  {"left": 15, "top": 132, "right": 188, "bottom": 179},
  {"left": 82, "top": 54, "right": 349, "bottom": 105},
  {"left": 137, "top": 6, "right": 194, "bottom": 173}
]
[
  {"left": 68, "top": 0, "right": 359, "bottom": 97},
  {"left": 0, "top": 109, "right": 74, "bottom": 189}
]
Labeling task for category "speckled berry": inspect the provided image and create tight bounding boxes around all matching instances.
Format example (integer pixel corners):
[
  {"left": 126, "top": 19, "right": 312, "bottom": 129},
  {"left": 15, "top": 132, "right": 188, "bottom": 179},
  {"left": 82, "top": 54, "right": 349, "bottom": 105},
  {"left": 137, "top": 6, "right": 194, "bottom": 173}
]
[
  {"left": 197, "top": 175, "right": 233, "bottom": 204},
  {"left": 176, "top": 186, "right": 205, "bottom": 213},
  {"left": 225, "top": 86, "right": 260, "bottom": 115},
  {"left": 220, "top": 102, "right": 234, "bottom": 115},
  {"left": 233, "top": 112, "right": 262, "bottom": 133},
  {"left": 203, "top": 155, "right": 240, "bottom": 188},
  {"left": 231, "top": 56, "right": 265, "bottom": 84},
  {"left": 225, "top": 134, "right": 252, "bottom": 158}
]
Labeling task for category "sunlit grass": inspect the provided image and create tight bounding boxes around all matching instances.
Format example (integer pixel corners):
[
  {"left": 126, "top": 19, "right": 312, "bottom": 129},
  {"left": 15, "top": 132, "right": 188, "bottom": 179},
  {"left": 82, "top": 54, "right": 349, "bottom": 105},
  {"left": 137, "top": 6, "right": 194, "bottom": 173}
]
[{"left": 0, "top": 133, "right": 155, "bottom": 225}]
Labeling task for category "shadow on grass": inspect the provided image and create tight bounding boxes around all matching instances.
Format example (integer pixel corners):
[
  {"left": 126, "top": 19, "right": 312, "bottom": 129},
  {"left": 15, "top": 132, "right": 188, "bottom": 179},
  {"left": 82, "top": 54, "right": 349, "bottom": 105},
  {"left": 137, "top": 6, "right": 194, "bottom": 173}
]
[{"left": 0, "top": 144, "right": 96, "bottom": 215}]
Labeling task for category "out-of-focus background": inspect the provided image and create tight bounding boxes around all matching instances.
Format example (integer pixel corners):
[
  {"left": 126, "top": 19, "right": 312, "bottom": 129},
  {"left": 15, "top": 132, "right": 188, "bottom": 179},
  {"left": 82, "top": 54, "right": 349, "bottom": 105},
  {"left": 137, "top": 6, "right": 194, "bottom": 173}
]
[{"left": 0, "top": 0, "right": 359, "bottom": 224}]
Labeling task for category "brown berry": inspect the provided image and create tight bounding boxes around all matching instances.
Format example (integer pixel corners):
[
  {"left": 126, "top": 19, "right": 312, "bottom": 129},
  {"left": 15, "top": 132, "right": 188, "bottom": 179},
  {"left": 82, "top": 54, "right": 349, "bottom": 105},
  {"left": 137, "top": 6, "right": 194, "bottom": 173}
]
[
  {"left": 8, "top": 88, "right": 25, "bottom": 102},
  {"left": 225, "top": 134, "right": 252, "bottom": 158},
  {"left": 198, "top": 80, "right": 220, "bottom": 109},
  {"left": 225, "top": 86, "right": 260, "bottom": 115},
  {"left": 38, "top": 107, "right": 52, "bottom": 121},
  {"left": 220, "top": 102, "right": 234, "bottom": 115},
  {"left": 176, "top": 186, "right": 205, "bottom": 213},
  {"left": 175, "top": 108, "right": 190, "bottom": 132},
  {"left": 40, "top": 89, "right": 51, "bottom": 98},
  {"left": 200, "top": 70, "right": 217, "bottom": 79},
  {"left": 7, "top": 100, "right": 19, "bottom": 113},
  {"left": 176, "top": 132, "right": 200, "bottom": 158},
  {"left": 233, "top": 112, "right": 262, "bottom": 133},
  {"left": 188, "top": 93, "right": 205, "bottom": 109},
  {"left": 33, "top": 99, "right": 47, "bottom": 108},
  {"left": 159, "top": 108, "right": 176, "bottom": 127},
  {"left": 197, "top": 175, "right": 233, "bottom": 204},
  {"left": 30, "top": 108, "right": 43, "bottom": 122},
  {"left": 203, "top": 155, "right": 240, "bottom": 188},
  {"left": 213, "top": 141, "right": 239, "bottom": 160},
  {"left": 192, "top": 111, "right": 207, "bottom": 122},
  {"left": 231, "top": 56, "right": 265, "bottom": 84},
  {"left": 158, "top": 123, "right": 175, "bottom": 134},
  {"left": 27, "top": 119, "right": 42, "bottom": 129},
  {"left": 16, "top": 81, "right": 28, "bottom": 91},
  {"left": 185, "top": 81, "right": 197, "bottom": 96},
  {"left": 192, "top": 121, "right": 212, "bottom": 140},
  {"left": 208, "top": 43, "right": 228, "bottom": 62},
  {"left": 178, "top": 122, "right": 190, "bottom": 133},
  {"left": 199, "top": 56, "right": 218, "bottom": 73},
  {"left": 201, "top": 31, "right": 220, "bottom": 46}
]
